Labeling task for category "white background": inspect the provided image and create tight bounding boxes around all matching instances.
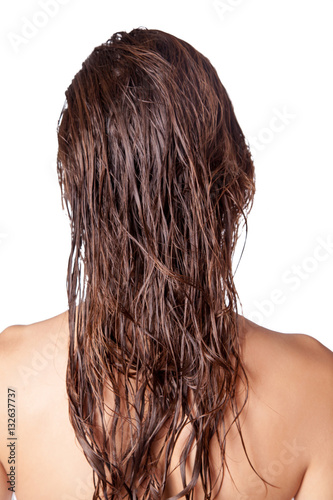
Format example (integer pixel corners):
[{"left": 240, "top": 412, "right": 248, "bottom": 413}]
[{"left": 0, "top": 0, "right": 332, "bottom": 350}]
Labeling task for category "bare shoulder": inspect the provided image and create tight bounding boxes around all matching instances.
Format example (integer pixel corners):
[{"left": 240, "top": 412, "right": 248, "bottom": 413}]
[
  {"left": 0, "top": 312, "right": 95, "bottom": 500},
  {"left": 241, "top": 316, "right": 333, "bottom": 403},
  {"left": 0, "top": 311, "right": 69, "bottom": 380},
  {"left": 239, "top": 316, "right": 333, "bottom": 498},
  {"left": 239, "top": 316, "right": 333, "bottom": 384},
  {"left": 237, "top": 316, "right": 332, "bottom": 418},
  {"left": 0, "top": 312, "right": 69, "bottom": 458}
]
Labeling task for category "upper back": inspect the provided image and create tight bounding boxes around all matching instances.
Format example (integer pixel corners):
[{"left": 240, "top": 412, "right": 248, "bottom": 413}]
[
  {"left": 0, "top": 313, "right": 332, "bottom": 499},
  {"left": 0, "top": 312, "right": 95, "bottom": 500}
]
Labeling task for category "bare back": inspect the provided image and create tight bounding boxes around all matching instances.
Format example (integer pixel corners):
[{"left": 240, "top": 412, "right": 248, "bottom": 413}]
[{"left": 0, "top": 312, "right": 332, "bottom": 499}]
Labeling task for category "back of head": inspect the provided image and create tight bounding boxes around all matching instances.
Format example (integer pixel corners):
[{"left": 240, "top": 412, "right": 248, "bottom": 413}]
[{"left": 57, "top": 27, "right": 257, "bottom": 499}]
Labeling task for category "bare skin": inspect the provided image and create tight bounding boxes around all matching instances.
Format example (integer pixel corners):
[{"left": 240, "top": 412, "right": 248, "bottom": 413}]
[{"left": 0, "top": 311, "right": 332, "bottom": 499}]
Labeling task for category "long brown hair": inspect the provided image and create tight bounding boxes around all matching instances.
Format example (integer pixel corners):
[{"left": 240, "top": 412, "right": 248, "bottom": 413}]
[{"left": 56, "top": 27, "right": 274, "bottom": 499}]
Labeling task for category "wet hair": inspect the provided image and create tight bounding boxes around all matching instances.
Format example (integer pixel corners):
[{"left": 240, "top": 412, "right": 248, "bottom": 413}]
[{"left": 57, "top": 27, "right": 275, "bottom": 499}]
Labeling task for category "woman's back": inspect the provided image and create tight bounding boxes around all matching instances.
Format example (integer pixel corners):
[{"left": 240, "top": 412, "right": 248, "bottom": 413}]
[
  {"left": 0, "top": 311, "right": 332, "bottom": 499},
  {"left": 2, "top": 27, "right": 333, "bottom": 500}
]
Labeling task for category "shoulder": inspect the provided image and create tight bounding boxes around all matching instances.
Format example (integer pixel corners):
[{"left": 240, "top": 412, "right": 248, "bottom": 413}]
[
  {"left": 242, "top": 318, "right": 333, "bottom": 407},
  {"left": 240, "top": 317, "right": 333, "bottom": 497},
  {"left": 0, "top": 325, "right": 31, "bottom": 386},
  {"left": 0, "top": 312, "right": 69, "bottom": 385},
  {"left": 0, "top": 313, "right": 69, "bottom": 458},
  {"left": 283, "top": 333, "right": 333, "bottom": 497},
  {"left": 239, "top": 317, "right": 333, "bottom": 384},
  {"left": 239, "top": 315, "right": 333, "bottom": 427}
]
